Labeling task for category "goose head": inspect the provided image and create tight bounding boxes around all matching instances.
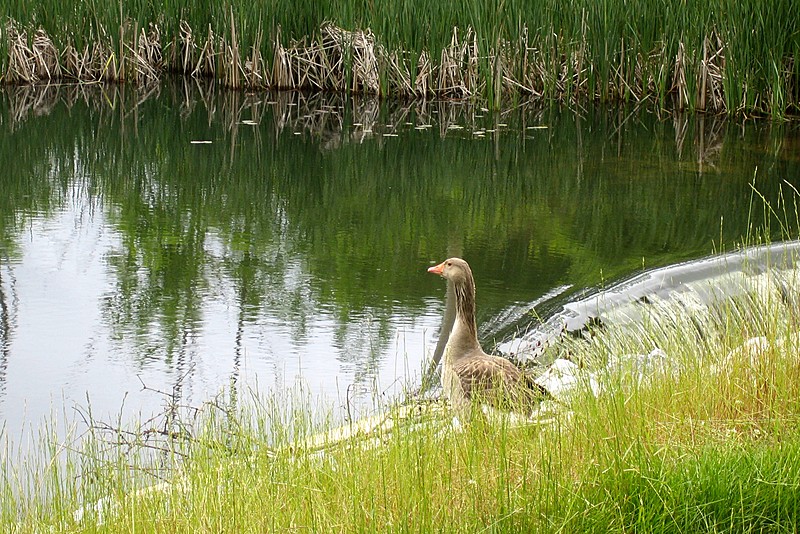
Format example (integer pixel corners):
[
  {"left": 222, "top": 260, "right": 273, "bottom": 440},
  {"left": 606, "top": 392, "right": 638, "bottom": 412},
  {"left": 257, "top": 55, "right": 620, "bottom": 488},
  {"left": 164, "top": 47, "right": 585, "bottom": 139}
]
[
  {"left": 428, "top": 258, "right": 478, "bottom": 342},
  {"left": 427, "top": 257, "right": 474, "bottom": 286}
]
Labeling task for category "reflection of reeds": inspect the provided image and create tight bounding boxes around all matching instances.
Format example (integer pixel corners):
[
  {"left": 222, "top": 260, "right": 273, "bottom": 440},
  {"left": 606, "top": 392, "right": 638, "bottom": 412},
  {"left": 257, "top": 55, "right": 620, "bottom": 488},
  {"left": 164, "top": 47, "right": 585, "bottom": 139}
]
[{"left": 0, "top": 78, "right": 734, "bottom": 160}]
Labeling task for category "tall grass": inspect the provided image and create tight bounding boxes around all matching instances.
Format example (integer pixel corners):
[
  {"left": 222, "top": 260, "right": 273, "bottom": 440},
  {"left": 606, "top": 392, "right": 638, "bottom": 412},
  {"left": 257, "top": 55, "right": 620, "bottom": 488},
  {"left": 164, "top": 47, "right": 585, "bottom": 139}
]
[
  {"left": 4, "top": 245, "right": 800, "bottom": 531},
  {"left": 1, "top": 0, "right": 798, "bottom": 116}
]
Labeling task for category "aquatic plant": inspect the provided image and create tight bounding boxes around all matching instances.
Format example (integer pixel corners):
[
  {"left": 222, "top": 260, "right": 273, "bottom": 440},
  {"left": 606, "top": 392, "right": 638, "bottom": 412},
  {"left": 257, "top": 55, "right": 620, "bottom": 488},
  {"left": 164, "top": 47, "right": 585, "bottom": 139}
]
[{"left": 1, "top": 0, "right": 798, "bottom": 117}]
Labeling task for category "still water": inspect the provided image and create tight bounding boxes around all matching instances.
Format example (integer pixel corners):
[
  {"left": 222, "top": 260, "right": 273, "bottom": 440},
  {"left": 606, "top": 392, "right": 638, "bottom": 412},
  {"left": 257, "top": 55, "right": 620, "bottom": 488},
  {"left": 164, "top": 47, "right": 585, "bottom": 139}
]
[{"left": 1, "top": 82, "right": 799, "bottom": 441}]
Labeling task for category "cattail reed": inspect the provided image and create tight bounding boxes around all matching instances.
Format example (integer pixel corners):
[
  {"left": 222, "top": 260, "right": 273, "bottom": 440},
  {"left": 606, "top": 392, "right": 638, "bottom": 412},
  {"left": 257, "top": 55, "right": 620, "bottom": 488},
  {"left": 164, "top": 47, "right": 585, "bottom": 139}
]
[{"left": 1, "top": 0, "right": 798, "bottom": 116}]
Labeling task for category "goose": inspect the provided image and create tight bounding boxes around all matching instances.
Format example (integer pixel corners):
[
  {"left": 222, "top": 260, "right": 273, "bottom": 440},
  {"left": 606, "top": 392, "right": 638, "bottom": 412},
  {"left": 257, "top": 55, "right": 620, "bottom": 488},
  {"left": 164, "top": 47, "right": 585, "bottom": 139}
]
[{"left": 428, "top": 257, "right": 550, "bottom": 413}]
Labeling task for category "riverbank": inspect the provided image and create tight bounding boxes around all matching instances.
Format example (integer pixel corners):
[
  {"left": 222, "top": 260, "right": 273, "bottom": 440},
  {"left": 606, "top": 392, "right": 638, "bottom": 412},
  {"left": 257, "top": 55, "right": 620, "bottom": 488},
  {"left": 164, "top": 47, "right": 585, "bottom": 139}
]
[
  {"left": 4, "top": 245, "right": 800, "bottom": 532},
  {"left": 1, "top": 0, "right": 798, "bottom": 118}
]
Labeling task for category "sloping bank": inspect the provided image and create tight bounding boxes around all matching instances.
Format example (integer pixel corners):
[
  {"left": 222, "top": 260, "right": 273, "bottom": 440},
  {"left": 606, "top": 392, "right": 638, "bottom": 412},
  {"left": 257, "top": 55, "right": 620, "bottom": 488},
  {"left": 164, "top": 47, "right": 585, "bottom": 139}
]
[
  {"left": 1, "top": 0, "right": 799, "bottom": 117},
  {"left": 57, "top": 239, "right": 800, "bottom": 531}
]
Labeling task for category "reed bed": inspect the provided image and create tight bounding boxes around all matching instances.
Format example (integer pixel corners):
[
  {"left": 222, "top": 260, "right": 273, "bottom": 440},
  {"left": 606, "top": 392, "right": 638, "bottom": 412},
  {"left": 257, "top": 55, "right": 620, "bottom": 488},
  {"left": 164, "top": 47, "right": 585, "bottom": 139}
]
[
  {"left": 1, "top": 0, "right": 798, "bottom": 117},
  {"left": 4, "top": 247, "right": 800, "bottom": 531}
]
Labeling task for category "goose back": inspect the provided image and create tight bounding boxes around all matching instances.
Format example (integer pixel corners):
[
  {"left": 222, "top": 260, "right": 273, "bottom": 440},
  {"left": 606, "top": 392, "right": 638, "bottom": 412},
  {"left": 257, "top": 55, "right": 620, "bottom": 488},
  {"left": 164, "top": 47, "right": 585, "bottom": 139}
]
[{"left": 428, "top": 257, "right": 550, "bottom": 412}]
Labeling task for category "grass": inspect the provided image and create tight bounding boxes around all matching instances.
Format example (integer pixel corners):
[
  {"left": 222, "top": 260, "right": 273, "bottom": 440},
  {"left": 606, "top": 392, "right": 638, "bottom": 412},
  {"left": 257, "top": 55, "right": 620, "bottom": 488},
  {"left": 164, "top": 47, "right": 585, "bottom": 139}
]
[
  {"left": 0, "top": 0, "right": 798, "bottom": 117},
  {"left": 4, "top": 245, "right": 800, "bottom": 531}
]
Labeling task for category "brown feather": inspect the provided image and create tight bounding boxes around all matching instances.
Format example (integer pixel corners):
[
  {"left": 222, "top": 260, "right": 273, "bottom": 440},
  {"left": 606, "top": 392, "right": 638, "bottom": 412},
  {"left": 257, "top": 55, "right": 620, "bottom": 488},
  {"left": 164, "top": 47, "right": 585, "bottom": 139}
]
[
  {"left": 451, "top": 352, "right": 549, "bottom": 410},
  {"left": 428, "top": 257, "right": 552, "bottom": 413}
]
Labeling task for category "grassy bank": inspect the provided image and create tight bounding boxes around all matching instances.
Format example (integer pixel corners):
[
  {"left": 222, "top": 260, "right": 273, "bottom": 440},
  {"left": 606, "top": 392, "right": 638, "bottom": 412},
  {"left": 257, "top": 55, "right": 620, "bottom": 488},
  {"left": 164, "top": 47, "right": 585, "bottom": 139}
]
[
  {"left": 1, "top": 0, "right": 799, "bottom": 117},
  {"left": 4, "top": 249, "right": 800, "bottom": 531}
]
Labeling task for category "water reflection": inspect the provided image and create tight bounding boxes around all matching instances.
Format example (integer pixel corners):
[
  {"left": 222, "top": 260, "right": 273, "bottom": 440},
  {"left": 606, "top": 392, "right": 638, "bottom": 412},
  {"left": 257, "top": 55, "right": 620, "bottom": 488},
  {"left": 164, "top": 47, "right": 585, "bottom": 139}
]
[
  {"left": 0, "top": 266, "right": 15, "bottom": 396},
  {"left": 0, "top": 81, "right": 798, "bottom": 437}
]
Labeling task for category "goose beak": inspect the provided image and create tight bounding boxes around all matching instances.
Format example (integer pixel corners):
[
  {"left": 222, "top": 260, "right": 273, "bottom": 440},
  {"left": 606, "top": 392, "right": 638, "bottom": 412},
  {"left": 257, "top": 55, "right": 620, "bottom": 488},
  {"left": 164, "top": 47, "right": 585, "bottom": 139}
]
[{"left": 427, "top": 261, "right": 446, "bottom": 275}]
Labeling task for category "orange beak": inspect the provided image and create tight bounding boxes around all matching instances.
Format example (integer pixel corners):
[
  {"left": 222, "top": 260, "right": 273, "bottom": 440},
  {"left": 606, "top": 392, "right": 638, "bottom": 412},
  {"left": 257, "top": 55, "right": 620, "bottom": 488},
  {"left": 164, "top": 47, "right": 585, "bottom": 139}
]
[{"left": 427, "top": 261, "right": 446, "bottom": 275}]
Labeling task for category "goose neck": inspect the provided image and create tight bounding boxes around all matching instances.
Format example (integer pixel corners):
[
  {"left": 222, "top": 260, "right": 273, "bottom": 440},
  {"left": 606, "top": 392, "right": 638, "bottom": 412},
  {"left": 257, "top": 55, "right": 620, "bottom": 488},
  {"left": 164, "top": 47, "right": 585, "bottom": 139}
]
[{"left": 450, "top": 277, "right": 479, "bottom": 348}]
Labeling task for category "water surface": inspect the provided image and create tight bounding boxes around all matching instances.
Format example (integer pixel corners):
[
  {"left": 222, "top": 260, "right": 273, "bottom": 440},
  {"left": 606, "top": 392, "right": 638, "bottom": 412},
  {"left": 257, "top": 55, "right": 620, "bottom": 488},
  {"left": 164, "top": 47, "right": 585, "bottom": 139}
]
[{"left": 1, "top": 83, "right": 799, "bottom": 441}]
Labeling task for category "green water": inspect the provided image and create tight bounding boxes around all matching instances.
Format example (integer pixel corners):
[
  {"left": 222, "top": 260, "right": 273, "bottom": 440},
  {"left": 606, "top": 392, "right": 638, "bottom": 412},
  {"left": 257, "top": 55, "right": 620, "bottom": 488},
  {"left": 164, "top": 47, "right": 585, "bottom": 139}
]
[{"left": 0, "top": 82, "right": 798, "bottom": 436}]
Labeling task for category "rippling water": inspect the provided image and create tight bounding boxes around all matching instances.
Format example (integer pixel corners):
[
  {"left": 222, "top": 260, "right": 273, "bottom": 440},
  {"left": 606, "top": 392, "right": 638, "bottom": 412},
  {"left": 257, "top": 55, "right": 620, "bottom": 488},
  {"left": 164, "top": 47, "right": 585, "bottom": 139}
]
[{"left": 0, "top": 82, "right": 798, "bottom": 442}]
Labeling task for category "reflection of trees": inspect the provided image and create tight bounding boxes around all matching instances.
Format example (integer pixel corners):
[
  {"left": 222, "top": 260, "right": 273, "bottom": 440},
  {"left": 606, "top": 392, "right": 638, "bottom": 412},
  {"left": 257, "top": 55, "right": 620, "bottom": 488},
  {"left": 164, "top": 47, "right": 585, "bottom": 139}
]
[
  {"left": 103, "top": 197, "right": 206, "bottom": 368},
  {"left": 0, "top": 87, "right": 85, "bottom": 396},
  {"left": 0, "top": 265, "right": 17, "bottom": 396},
  {"left": 1, "top": 82, "right": 799, "bottom": 389}
]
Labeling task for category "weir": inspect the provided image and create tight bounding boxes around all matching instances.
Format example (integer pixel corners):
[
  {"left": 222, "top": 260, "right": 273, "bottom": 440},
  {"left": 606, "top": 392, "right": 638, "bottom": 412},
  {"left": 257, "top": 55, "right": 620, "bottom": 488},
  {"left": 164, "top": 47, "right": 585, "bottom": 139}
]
[{"left": 499, "top": 240, "right": 800, "bottom": 363}]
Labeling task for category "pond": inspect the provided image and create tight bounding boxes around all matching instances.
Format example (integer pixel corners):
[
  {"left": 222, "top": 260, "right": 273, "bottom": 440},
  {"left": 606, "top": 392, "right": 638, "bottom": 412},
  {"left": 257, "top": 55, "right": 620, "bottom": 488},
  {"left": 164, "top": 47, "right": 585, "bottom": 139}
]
[{"left": 1, "top": 81, "right": 799, "bottom": 443}]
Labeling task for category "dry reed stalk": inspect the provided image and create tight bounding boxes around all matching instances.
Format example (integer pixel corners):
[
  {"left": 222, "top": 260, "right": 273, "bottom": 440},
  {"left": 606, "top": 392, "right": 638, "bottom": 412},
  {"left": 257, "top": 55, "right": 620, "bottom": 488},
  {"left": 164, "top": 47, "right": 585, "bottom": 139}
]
[
  {"left": 7, "top": 16, "right": 797, "bottom": 116},
  {"left": 90, "top": 41, "right": 115, "bottom": 82},
  {"left": 123, "top": 25, "right": 161, "bottom": 83},
  {"left": 272, "top": 38, "right": 291, "bottom": 89},
  {"left": 322, "top": 23, "right": 380, "bottom": 94},
  {"left": 698, "top": 37, "right": 709, "bottom": 111},
  {"left": 244, "top": 24, "right": 266, "bottom": 87},
  {"left": 492, "top": 39, "right": 503, "bottom": 102},
  {"left": 351, "top": 28, "right": 380, "bottom": 94},
  {"left": 632, "top": 52, "right": 645, "bottom": 98},
  {"left": 469, "top": 31, "right": 483, "bottom": 93},
  {"left": 6, "top": 24, "right": 35, "bottom": 83},
  {"left": 438, "top": 27, "right": 479, "bottom": 97},
  {"left": 61, "top": 43, "right": 88, "bottom": 81},
  {"left": 192, "top": 25, "right": 217, "bottom": 79},
  {"left": 178, "top": 21, "right": 196, "bottom": 75},
  {"left": 31, "top": 29, "right": 61, "bottom": 80},
  {"left": 523, "top": 46, "right": 546, "bottom": 98},
  {"left": 497, "top": 36, "right": 533, "bottom": 101},
  {"left": 274, "top": 23, "right": 384, "bottom": 95},
  {"left": 5, "top": 24, "right": 65, "bottom": 84},
  {"left": 383, "top": 50, "right": 412, "bottom": 95},
  {"left": 641, "top": 46, "right": 666, "bottom": 100},
  {"left": 674, "top": 42, "right": 689, "bottom": 110},
  {"left": 224, "top": 7, "right": 241, "bottom": 89},
  {"left": 316, "top": 29, "right": 341, "bottom": 91},
  {"left": 271, "top": 26, "right": 289, "bottom": 88},
  {"left": 139, "top": 25, "right": 163, "bottom": 79},
  {"left": 510, "top": 27, "right": 542, "bottom": 98},
  {"left": 76, "top": 43, "right": 95, "bottom": 80},
  {"left": 703, "top": 34, "right": 726, "bottom": 112},
  {"left": 415, "top": 51, "right": 433, "bottom": 96},
  {"left": 295, "top": 38, "right": 316, "bottom": 88},
  {"left": 612, "top": 63, "right": 639, "bottom": 103}
]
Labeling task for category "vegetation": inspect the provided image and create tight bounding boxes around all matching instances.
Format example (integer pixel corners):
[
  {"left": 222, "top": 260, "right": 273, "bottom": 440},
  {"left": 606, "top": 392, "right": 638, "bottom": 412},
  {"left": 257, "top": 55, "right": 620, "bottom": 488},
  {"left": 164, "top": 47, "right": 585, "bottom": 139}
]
[
  {"left": 1, "top": 0, "right": 799, "bottom": 117},
  {"left": 3, "top": 244, "right": 800, "bottom": 531},
  {"left": 2, "top": 17, "right": 799, "bottom": 532}
]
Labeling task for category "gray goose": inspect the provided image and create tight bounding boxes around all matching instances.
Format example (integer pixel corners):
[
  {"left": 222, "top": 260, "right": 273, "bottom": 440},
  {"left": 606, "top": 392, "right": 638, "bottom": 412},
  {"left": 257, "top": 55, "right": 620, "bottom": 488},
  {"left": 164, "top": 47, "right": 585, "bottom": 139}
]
[{"left": 428, "top": 257, "right": 550, "bottom": 412}]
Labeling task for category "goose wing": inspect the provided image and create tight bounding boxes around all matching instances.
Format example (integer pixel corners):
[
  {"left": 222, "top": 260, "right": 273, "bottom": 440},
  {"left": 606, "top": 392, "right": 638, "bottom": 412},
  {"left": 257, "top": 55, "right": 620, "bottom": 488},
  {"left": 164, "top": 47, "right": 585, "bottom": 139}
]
[{"left": 453, "top": 354, "right": 551, "bottom": 407}]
